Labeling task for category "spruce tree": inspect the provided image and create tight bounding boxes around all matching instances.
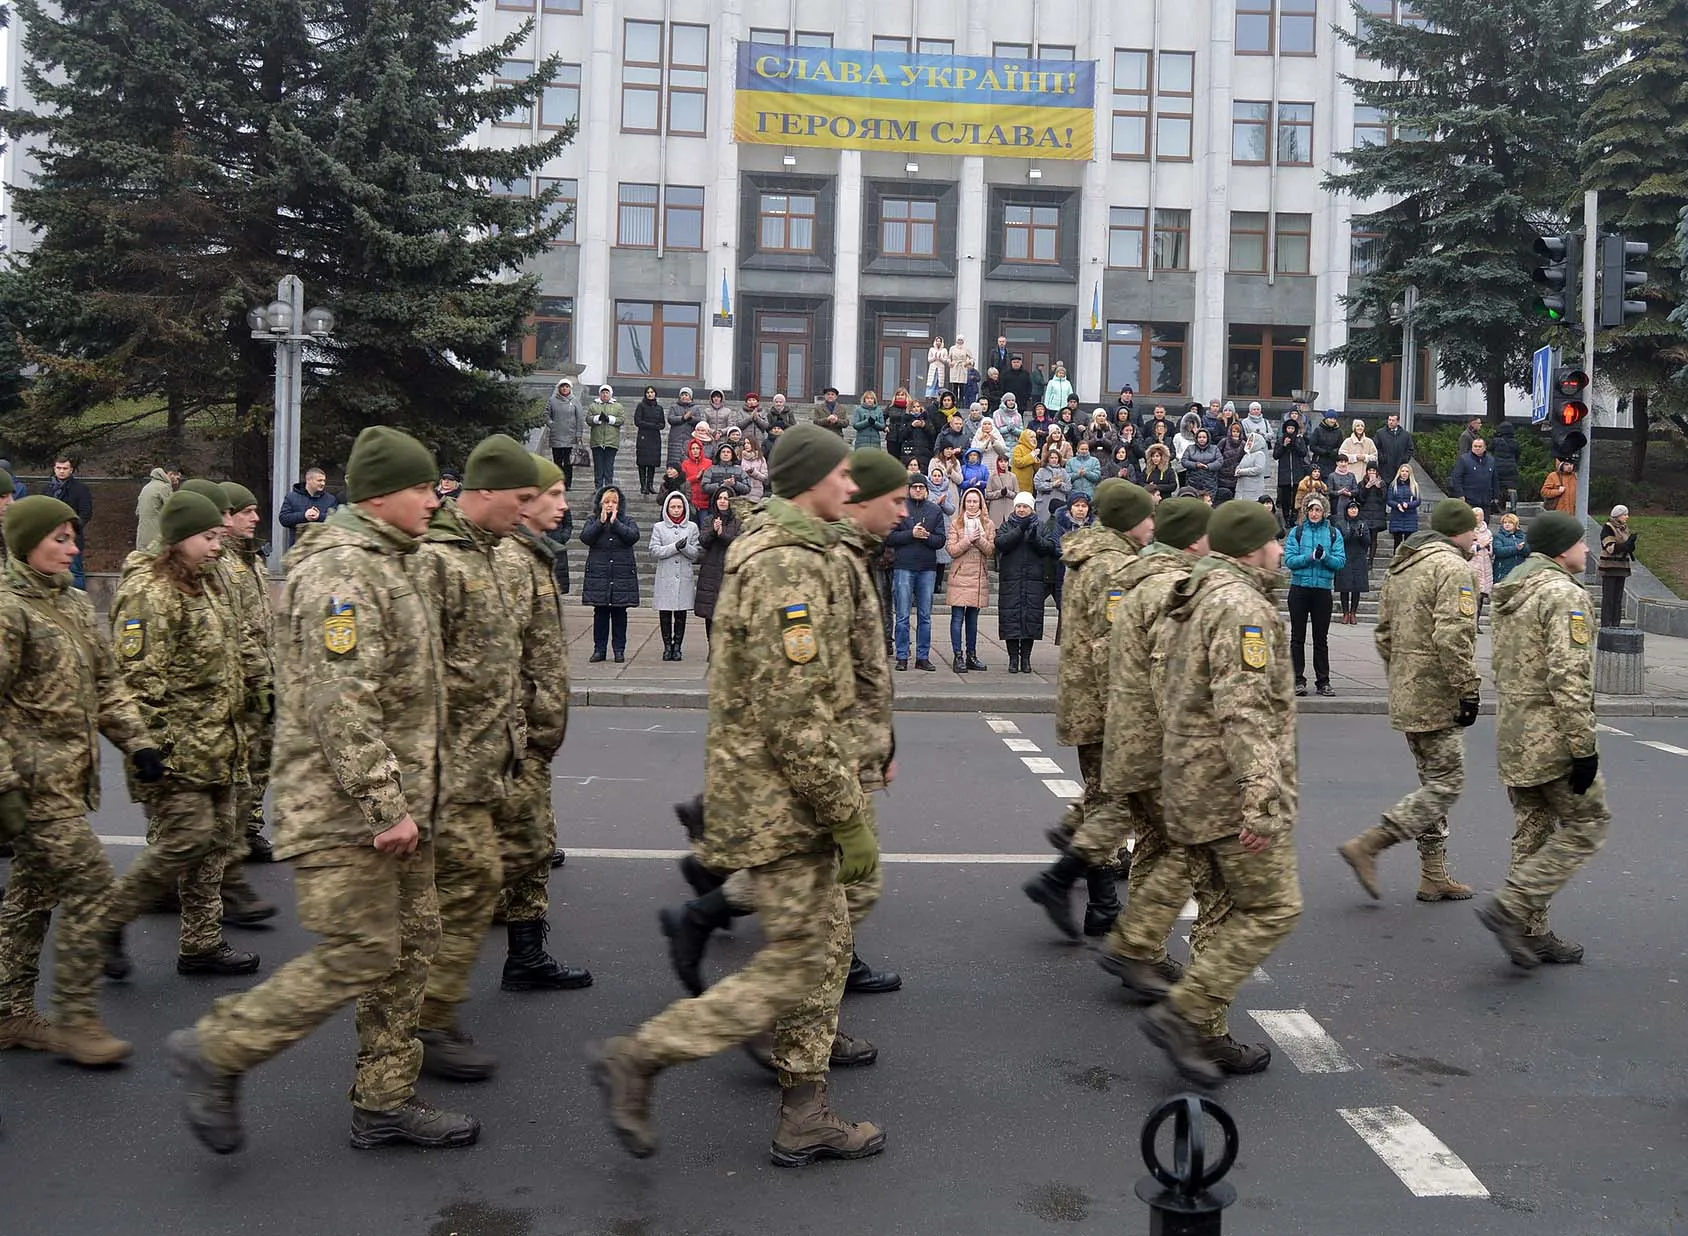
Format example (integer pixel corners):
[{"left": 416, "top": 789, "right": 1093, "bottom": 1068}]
[{"left": 1323, "top": 0, "right": 1604, "bottom": 419}]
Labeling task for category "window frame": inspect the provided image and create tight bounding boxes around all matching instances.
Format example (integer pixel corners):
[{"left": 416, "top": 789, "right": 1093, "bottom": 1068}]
[
  {"left": 1278, "top": 0, "right": 1318, "bottom": 55},
  {"left": 613, "top": 301, "right": 702, "bottom": 382},
  {"left": 495, "top": 58, "right": 535, "bottom": 128},
  {"left": 1275, "top": 212, "right": 1313, "bottom": 275},
  {"left": 512, "top": 296, "right": 575, "bottom": 372},
  {"left": 1002, "top": 202, "right": 1062, "bottom": 265},
  {"left": 663, "top": 185, "right": 705, "bottom": 251},
  {"left": 880, "top": 196, "right": 939, "bottom": 259},
  {"left": 872, "top": 35, "right": 911, "bottom": 52},
  {"left": 666, "top": 22, "right": 710, "bottom": 137},
  {"left": 1232, "top": 101, "right": 1271, "bottom": 165},
  {"left": 916, "top": 38, "right": 954, "bottom": 55},
  {"left": 542, "top": 0, "right": 581, "bottom": 12},
  {"left": 621, "top": 20, "right": 663, "bottom": 133},
  {"left": 758, "top": 191, "right": 819, "bottom": 255},
  {"left": 1110, "top": 48, "right": 1151, "bottom": 161},
  {"left": 1227, "top": 325, "right": 1310, "bottom": 401},
  {"left": 541, "top": 63, "right": 581, "bottom": 131},
  {"left": 1105, "top": 321, "right": 1188, "bottom": 397},
  {"left": 1229, "top": 211, "right": 1269, "bottom": 274},
  {"left": 1352, "top": 104, "right": 1392, "bottom": 149},
  {"left": 1152, "top": 208, "right": 1191, "bottom": 272},
  {"left": 1155, "top": 51, "right": 1195, "bottom": 161},
  {"left": 993, "top": 41, "right": 1032, "bottom": 59},
  {"left": 1107, "top": 207, "right": 1148, "bottom": 270},
  {"left": 1349, "top": 226, "right": 1385, "bottom": 276},
  {"left": 497, "top": 0, "right": 534, "bottom": 11},
  {"left": 537, "top": 177, "right": 577, "bottom": 245},
  {"left": 1276, "top": 102, "right": 1314, "bottom": 165},
  {"left": 1346, "top": 347, "right": 1432, "bottom": 404},
  {"left": 616, "top": 182, "right": 659, "bottom": 248},
  {"left": 1236, "top": 0, "right": 1273, "bottom": 54}
]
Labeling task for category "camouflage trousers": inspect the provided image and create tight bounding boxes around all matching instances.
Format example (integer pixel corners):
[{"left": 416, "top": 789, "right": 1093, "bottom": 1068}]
[
  {"left": 721, "top": 799, "right": 883, "bottom": 927},
  {"left": 1067, "top": 744, "right": 1133, "bottom": 873},
  {"left": 1167, "top": 834, "right": 1302, "bottom": 1040},
  {"left": 637, "top": 849, "right": 852, "bottom": 1086},
  {"left": 1500, "top": 774, "right": 1611, "bottom": 935},
  {"left": 1380, "top": 727, "right": 1462, "bottom": 852},
  {"left": 107, "top": 783, "right": 239, "bottom": 955},
  {"left": 494, "top": 754, "right": 556, "bottom": 924},
  {"left": 419, "top": 803, "right": 503, "bottom": 1030},
  {"left": 0, "top": 815, "right": 115, "bottom": 1025},
  {"left": 239, "top": 709, "right": 272, "bottom": 839},
  {"left": 198, "top": 843, "right": 440, "bottom": 1110}
]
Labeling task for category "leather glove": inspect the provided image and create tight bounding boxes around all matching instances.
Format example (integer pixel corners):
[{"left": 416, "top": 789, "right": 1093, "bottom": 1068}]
[
  {"left": 1568, "top": 752, "right": 1599, "bottom": 795},
  {"left": 832, "top": 812, "right": 880, "bottom": 886},
  {"left": 0, "top": 790, "right": 28, "bottom": 841},
  {"left": 674, "top": 794, "right": 706, "bottom": 842},
  {"left": 1457, "top": 696, "right": 1480, "bottom": 728},
  {"left": 1312, "top": 546, "right": 1325, "bottom": 561},
  {"left": 132, "top": 748, "right": 166, "bottom": 783}
]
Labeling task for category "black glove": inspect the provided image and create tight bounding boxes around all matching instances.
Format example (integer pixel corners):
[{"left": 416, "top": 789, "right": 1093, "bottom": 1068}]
[
  {"left": 674, "top": 794, "right": 706, "bottom": 842},
  {"left": 1457, "top": 697, "right": 1480, "bottom": 728},
  {"left": 132, "top": 748, "right": 166, "bottom": 783},
  {"left": 1568, "top": 753, "right": 1599, "bottom": 795},
  {"left": 0, "top": 789, "right": 28, "bottom": 841}
]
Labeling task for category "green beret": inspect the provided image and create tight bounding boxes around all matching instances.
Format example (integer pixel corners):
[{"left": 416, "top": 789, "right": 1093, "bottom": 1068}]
[
  {"left": 1153, "top": 497, "right": 1212, "bottom": 551},
  {"left": 1092, "top": 478, "right": 1153, "bottom": 533},
  {"left": 345, "top": 426, "right": 438, "bottom": 501},
  {"left": 848, "top": 449, "right": 910, "bottom": 503},
  {"left": 1208, "top": 501, "right": 1279, "bottom": 558},
  {"left": 1530, "top": 510, "right": 1584, "bottom": 559},
  {"left": 4, "top": 495, "right": 79, "bottom": 560},
  {"left": 464, "top": 433, "right": 540, "bottom": 491},
  {"left": 222, "top": 482, "right": 259, "bottom": 512},
  {"left": 160, "top": 491, "right": 226, "bottom": 546},
  {"left": 1430, "top": 498, "right": 1477, "bottom": 536},
  {"left": 531, "top": 452, "right": 564, "bottom": 491},
  {"left": 769, "top": 423, "right": 850, "bottom": 498},
  {"left": 180, "top": 478, "right": 232, "bottom": 512}
]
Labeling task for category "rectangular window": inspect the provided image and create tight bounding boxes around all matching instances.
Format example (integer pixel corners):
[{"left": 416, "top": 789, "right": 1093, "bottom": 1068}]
[
  {"left": 873, "top": 35, "right": 911, "bottom": 52},
  {"left": 543, "top": 0, "right": 581, "bottom": 12},
  {"left": 1156, "top": 52, "right": 1194, "bottom": 159},
  {"left": 795, "top": 31, "right": 834, "bottom": 48},
  {"left": 993, "top": 42, "right": 1032, "bottom": 59},
  {"left": 917, "top": 38, "right": 954, "bottom": 55},
  {"left": 759, "top": 192, "right": 817, "bottom": 253},
  {"left": 1277, "top": 102, "right": 1313, "bottom": 165},
  {"left": 498, "top": 0, "right": 534, "bottom": 11},
  {"left": 1238, "top": 0, "right": 1316, "bottom": 54},
  {"left": 1108, "top": 207, "right": 1148, "bottom": 269},
  {"left": 1275, "top": 212, "right": 1312, "bottom": 275},
  {"left": 1350, "top": 226, "right": 1384, "bottom": 276},
  {"left": 1228, "top": 325, "right": 1308, "bottom": 399},
  {"left": 512, "top": 296, "right": 574, "bottom": 372},
  {"left": 748, "top": 27, "right": 786, "bottom": 44},
  {"left": 537, "top": 177, "right": 577, "bottom": 244},
  {"left": 668, "top": 23, "right": 709, "bottom": 136},
  {"left": 1153, "top": 208, "right": 1191, "bottom": 271},
  {"left": 1106, "top": 322, "right": 1187, "bottom": 396},
  {"left": 881, "top": 197, "right": 938, "bottom": 258},
  {"left": 1003, "top": 203, "right": 1060, "bottom": 263},
  {"left": 489, "top": 177, "right": 528, "bottom": 198},
  {"left": 623, "top": 21, "right": 708, "bottom": 135},
  {"left": 1353, "top": 105, "right": 1391, "bottom": 148},
  {"left": 664, "top": 186, "right": 705, "bottom": 250},
  {"left": 1237, "top": 0, "right": 1272, "bottom": 53},
  {"left": 542, "top": 64, "right": 581, "bottom": 129},
  {"left": 1038, "top": 44, "right": 1077, "bottom": 60},
  {"left": 750, "top": 28, "right": 833, "bottom": 47},
  {"left": 613, "top": 301, "right": 701, "bottom": 381},
  {"left": 1111, "top": 49, "right": 1150, "bottom": 160},
  {"left": 1230, "top": 211, "right": 1268, "bottom": 273},
  {"left": 622, "top": 21, "right": 662, "bottom": 131},
  {"left": 616, "top": 183, "right": 658, "bottom": 247},
  {"left": 1232, "top": 101, "right": 1270, "bottom": 164},
  {"left": 1279, "top": 0, "right": 1317, "bottom": 53},
  {"left": 496, "top": 59, "right": 534, "bottom": 127}
]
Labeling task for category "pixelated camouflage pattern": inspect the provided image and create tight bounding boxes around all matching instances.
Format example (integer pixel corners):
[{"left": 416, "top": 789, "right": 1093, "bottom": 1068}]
[
  {"left": 836, "top": 524, "right": 895, "bottom": 791},
  {"left": 497, "top": 527, "right": 571, "bottom": 758},
  {"left": 107, "top": 784, "right": 238, "bottom": 954},
  {"left": 0, "top": 814, "right": 116, "bottom": 1024},
  {"left": 1373, "top": 532, "right": 1480, "bottom": 733},
  {"left": 1501, "top": 776, "right": 1610, "bottom": 933},
  {"left": 1055, "top": 524, "right": 1144, "bottom": 748},
  {"left": 1100, "top": 544, "right": 1196, "bottom": 800},
  {"left": 1491, "top": 555, "right": 1598, "bottom": 788}
]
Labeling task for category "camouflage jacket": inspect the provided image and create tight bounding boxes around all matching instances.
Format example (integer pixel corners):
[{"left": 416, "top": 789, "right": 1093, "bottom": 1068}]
[
  {"left": 225, "top": 539, "right": 275, "bottom": 697},
  {"left": 0, "top": 560, "right": 151, "bottom": 820},
  {"left": 1491, "top": 554, "right": 1596, "bottom": 788},
  {"left": 1100, "top": 544, "right": 1196, "bottom": 798},
  {"left": 419, "top": 501, "right": 529, "bottom": 805},
  {"left": 496, "top": 527, "right": 570, "bottom": 759},
  {"left": 1055, "top": 524, "right": 1146, "bottom": 748},
  {"left": 1152, "top": 555, "right": 1298, "bottom": 845},
  {"left": 1373, "top": 532, "right": 1480, "bottom": 733},
  {"left": 838, "top": 523, "right": 895, "bottom": 791},
  {"left": 111, "top": 554, "right": 245, "bottom": 789},
  {"left": 699, "top": 497, "right": 866, "bottom": 870},
  {"left": 270, "top": 505, "right": 447, "bottom": 858}
]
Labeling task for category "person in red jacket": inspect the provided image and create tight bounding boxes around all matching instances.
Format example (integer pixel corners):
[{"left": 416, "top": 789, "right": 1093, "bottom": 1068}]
[{"left": 681, "top": 438, "right": 710, "bottom": 509}]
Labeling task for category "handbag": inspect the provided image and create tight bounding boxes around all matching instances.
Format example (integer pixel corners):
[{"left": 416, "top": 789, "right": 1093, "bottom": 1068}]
[{"left": 572, "top": 443, "right": 592, "bottom": 467}]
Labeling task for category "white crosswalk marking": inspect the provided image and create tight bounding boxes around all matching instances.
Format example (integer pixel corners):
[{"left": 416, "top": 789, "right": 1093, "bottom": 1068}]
[
  {"left": 1002, "top": 737, "right": 1042, "bottom": 752},
  {"left": 1638, "top": 740, "right": 1688, "bottom": 757},
  {"left": 983, "top": 716, "right": 1020, "bottom": 734},
  {"left": 1249, "top": 1009, "right": 1358, "bottom": 1073},
  {"left": 1043, "top": 779, "right": 1084, "bottom": 799},
  {"left": 1595, "top": 723, "right": 1631, "bottom": 736},
  {"left": 1339, "top": 1106, "right": 1489, "bottom": 1198},
  {"left": 1021, "top": 756, "right": 1065, "bottom": 774}
]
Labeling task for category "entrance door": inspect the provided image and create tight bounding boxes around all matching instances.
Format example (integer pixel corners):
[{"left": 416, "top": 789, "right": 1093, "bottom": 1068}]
[
  {"left": 877, "top": 316, "right": 934, "bottom": 396},
  {"left": 754, "top": 312, "right": 813, "bottom": 399},
  {"left": 1001, "top": 321, "right": 1056, "bottom": 380}
]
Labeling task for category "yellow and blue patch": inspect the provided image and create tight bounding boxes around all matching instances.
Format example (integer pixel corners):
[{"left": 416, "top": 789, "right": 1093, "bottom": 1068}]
[
  {"left": 1106, "top": 588, "right": 1124, "bottom": 624},
  {"left": 1240, "top": 624, "right": 1269, "bottom": 670},
  {"left": 1569, "top": 609, "right": 1590, "bottom": 646},
  {"left": 117, "top": 617, "right": 145, "bottom": 661},
  {"left": 780, "top": 602, "right": 817, "bottom": 664},
  {"left": 324, "top": 596, "right": 358, "bottom": 658}
]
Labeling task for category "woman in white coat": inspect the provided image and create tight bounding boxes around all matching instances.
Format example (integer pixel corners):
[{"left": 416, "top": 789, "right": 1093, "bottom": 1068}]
[
  {"left": 1233, "top": 432, "right": 1272, "bottom": 502},
  {"left": 648, "top": 492, "right": 700, "bottom": 661},
  {"left": 925, "top": 337, "right": 950, "bottom": 398}
]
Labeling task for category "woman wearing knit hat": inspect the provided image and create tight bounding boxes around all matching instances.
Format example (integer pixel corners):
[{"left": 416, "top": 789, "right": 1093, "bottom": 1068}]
[
  {"left": 995, "top": 491, "right": 1059, "bottom": 673},
  {"left": 0, "top": 497, "right": 166, "bottom": 1067}
]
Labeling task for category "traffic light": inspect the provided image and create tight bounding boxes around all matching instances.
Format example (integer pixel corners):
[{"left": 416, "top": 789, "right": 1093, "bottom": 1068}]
[
  {"left": 1533, "top": 233, "right": 1580, "bottom": 328},
  {"left": 1598, "top": 233, "right": 1649, "bottom": 327},
  {"left": 1550, "top": 366, "right": 1589, "bottom": 462}
]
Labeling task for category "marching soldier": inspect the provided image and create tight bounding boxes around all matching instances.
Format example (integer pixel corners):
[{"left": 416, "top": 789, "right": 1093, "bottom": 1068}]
[
  {"left": 220, "top": 482, "right": 280, "bottom": 866},
  {"left": 1476, "top": 511, "right": 1608, "bottom": 968},
  {"left": 1339, "top": 498, "right": 1481, "bottom": 901}
]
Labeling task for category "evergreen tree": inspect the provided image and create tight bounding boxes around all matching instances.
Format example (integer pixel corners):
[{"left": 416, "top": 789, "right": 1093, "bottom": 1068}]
[{"left": 1322, "top": 0, "right": 1604, "bottom": 419}]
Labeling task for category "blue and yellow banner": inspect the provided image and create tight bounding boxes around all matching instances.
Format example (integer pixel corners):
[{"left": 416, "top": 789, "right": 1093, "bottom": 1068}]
[{"left": 734, "top": 44, "right": 1096, "bottom": 161}]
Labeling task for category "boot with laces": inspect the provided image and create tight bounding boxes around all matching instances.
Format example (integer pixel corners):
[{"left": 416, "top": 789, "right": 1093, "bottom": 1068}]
[
  {"left": 350, "top": 1095, "right": 481, "bottom": 1149},
  {"left": 167, "top": 1027, "right": 244, "bottom": 1155},
  {"left": 1198, "top": 1033, "right": 1272, "bottom": 1075},
  {"left": 589, "top": 1035, "right": 660, "bottom": 1158},
  {"left": 56, "top": 1019, "right": 132, "bottom": 1067},
  {"left": 0, "top": 1009, "right": 61, "bottom": 1051},
  {"left": 770, "top": 1080, "right": 886, "bottom": 1167},
  {"left": 1526, "top": 931, "right": 1584, "bottom": 965},
  {"left": 1415, "top": 839, "right": 1474, "bottom": 902},
  {"left": 1337, "top": 825, "right": 1398, "bottom": 899},
  {"left": 417, "top": 1024, "right": 498, "bottom": 1081},
  {"left": 1096, "top": 954, "right": 1175, "bottom": 1001}
]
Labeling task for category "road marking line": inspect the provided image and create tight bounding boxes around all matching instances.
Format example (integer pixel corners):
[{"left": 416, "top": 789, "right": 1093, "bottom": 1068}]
[
  {"left": 1044, "top": 779, "right": 1084, "bottom": 799},
  {"left": 1177, "top": 899, "right": 1197, "bottom": 919},
  {"left": 1595, "top": 723, "right": 1631, "bottom": 736},
  {"left": 983, "top": 716, "right": 1021, "bottom": 734},
  {"left": 1249, "top": 1010, "right": 1358, "bottom": 1073},
  {"left": 1638, "top": 740, "right": 1688, "bottom": 756},
  {"left": 1338, "top": 1106, "right": 1489, "bottom": 1198},
  {"left": 94, "top": 838, "right": 1057, "bottom": 864},
  {"left": 1022, "top": 756, "right": 1065, "bottom": 774},
  {"left": 1003, "top": 737, "right": 1042, "bottom": 752}
]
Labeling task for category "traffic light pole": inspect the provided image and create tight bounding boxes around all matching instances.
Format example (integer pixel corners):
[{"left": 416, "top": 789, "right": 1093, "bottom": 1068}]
[{"left": 1576, "top": 190, "right": 1597, "bottom": 525}]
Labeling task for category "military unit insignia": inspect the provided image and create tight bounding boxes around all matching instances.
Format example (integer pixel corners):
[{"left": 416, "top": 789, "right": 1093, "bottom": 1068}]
[
  {"left": 1240, "top": 625, "right": 1269, "bottom": 670},
  {"left": 780, "top": 602, "right": 817, "bottom": 665},
  {"left": 324, "top": 596, "right": 358, "bottom": 658},
  {"left": 1106, "top": 588, "right": 1124, "bottom": 624},
  {"left": 117, "top": 617, "right": 145, "bottom": 661},
  {"left": 1458, "top": 585, "right": 1476, "bottom": 618},
  {"left": 1569, "top": 609, "right": 1590, "bottom": 646}
]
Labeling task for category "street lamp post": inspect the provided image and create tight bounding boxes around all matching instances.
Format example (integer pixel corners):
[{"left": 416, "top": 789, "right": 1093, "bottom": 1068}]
[{"left": 247, "top": 275, "right": 334, "bottom": 576}]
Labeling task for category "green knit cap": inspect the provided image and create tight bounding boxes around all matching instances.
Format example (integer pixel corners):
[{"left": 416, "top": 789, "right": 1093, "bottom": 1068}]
[
  {"left": 1092, "top": 478, "right": 1153, "bottom": 533},
  {"left": 769, "top": 423, "right": 850, "bottom": 498},
  {"left": 1530, "top": 510, "right": 1585, "bottom": 559},
  {"left": 180, "top": 478, "right": 232, "bottom": 512},
  {"left": 464, "top": 433, "right": 540, "bottom": 491},
  {"left": 345, "top": 426, "right": 438, "bottom": 501},
  {"left": 1153, "top": 497, "right": 1212, "bottom": 550},
  {"left": 0, "top": 469, "right": 13, "bottom": 496},
  {"left": 222, "top": 482, "right": 259, "bottom": 512},
  {"left": 1208, "top": 501, "right": 1279, "bottom": 558},
  {"left": 3, "top": 495, "right": 78, "bottom": 560},
  {"left": 531, "top": 452, "right": 564, "bottom": 491},
  {"left": 847, "top": 449, "right": 909, "bottom": 502},
  {"left": 1430, "top": 497, "right": 1477, "bottom": 536},
  {"left": 160, "top": 491, "right": 226, "bottom": 545}
]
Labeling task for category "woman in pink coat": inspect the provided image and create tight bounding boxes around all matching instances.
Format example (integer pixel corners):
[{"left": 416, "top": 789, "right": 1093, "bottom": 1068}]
[{"left": 944, "top": 486, "right": 996, "bottom": 673}]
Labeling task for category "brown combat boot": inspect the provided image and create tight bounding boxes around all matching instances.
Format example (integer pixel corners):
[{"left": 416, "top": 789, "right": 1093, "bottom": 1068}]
[
  {"left": 0, "top": 1010, "right": 61, "bottom": 1051},
  {"left": 590, "top": 1036, "right": 660, "bottom": 1158},
  {"left": 1337, "top": 826, "right": 1399, "bottom": 899},
  {"left": 1096, "top": 953, "right": 1175, "bottom": 1001},
  {"left": 1416, "top": 841, "right": 1474, "bottom": 901},
  {"left": 769, "top": 1080, "right": 886, "bottom": 1167},
  {"left": 56, "top": 1019, "right": 133, "bottom": 1067}
]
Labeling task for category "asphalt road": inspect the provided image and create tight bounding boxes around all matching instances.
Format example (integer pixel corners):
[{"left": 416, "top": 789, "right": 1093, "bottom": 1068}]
[{"left": 4, "top": 708, "right": 1688, "bottom": 1236}]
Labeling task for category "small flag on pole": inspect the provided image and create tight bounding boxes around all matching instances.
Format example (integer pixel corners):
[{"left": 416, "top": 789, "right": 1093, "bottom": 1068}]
[
  {"left": 1090, "top": 281, "right": 1100, "bottom": 331},
  {"left": 721, "top": 272, "right": 732, "bottom": 316}
]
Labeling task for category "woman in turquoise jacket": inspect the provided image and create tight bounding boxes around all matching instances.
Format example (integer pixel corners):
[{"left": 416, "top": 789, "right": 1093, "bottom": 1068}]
[{"left": 1283, "top": 494, "right": 1346, "bottom": 696}]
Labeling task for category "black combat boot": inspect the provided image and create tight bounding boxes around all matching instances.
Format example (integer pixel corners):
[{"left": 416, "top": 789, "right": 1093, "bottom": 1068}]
[
  {"left": 658, "top": 888, "right": 735, "bottom": 995},
  {"left": 167, "top": 1028, "right": 244, "bottom": 1155},
  {"left": 1023, "top": 854, "right": 1087, "bottom": 939},
  {"left": 103, "top": 929, "right": 132, "bottom": 980},
  {"left": 1082, "top": 868, "right": 1123, "bottom": 938},
  {"left": 177, "top": 942, "right": 261, "bottom": 976},
  {"left": 351, "top": 1096, "right": 481, "bottom": 1149},
  {"left": 220, "top": 878, "right": 279, "bottom": 927},
  {"left": 500, "top": 920, "right": 593, "bottom": 991},
  {"left": 677, "top": 854, "right": 725, "bottom": 896},
  {"left": 244, "top": 834, "right": 275, "bottom": 863},
  {"left": 845, "top": 952, "right": 902, "bottom": 994},
  {"left": 417, "top": 1024, "right": 498, "bottom": 1081}
]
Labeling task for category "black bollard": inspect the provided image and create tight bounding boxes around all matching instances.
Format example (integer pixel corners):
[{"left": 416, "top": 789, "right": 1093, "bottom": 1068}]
[{"left": 1134, "top": 1094, "right": 1239, "bottom": 1235}]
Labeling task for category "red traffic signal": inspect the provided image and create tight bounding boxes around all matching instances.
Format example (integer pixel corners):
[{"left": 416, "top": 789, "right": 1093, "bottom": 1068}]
[{"left": 1554, "top": 367, "right": 1589, "bottom": 426}]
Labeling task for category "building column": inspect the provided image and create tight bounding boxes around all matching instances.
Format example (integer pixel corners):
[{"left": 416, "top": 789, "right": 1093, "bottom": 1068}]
[
  {"left": 706, "top": 4, "right": 744, "bottom": 391},
  {"left": 575, "top": 0, "right": 617, "bottom": 385},
  {"left": 832, "top": 149, "right": 863, "bottom": 393},
  {"left": 955, "top": 157, "right": 986, "bottom": 355},
  {"left": 1075, "top": 0, "right": 1113, "bottom": 405},
  {"left": 1192, "top": 2, "right": 1235, "bottom": 401}
]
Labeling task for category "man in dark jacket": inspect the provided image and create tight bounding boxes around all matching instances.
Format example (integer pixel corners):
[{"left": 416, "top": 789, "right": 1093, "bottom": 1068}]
[
  {"left": 1001, "top": 355, "right": 1034, "bottom": 410},
  {"left": 987, "top": 336, "right": 1012, "bottom": 376},
  {"left": 1273, "top": 421, "right": 1311, "bottom": 517},
  {"left": 1447, "top": 438, "right": 1500, "bottom": 511},
  {"left": 885, "top": 476, "right": 945, "bottom": 671},
  {"left": 1375, "top": 413, "right": 1415, "bottom": 482},
  {"left": 812, "top": 387, "right": 847, "bottom": 435},
  {"left": 279, "top": 468, "right": 341, "bottom": 545},
  {"left": 45, "top": 454, "right": 94, "bottom": 588},
  {"left": 1306, "top": 413, "right": 1345, "bottom": 479}
]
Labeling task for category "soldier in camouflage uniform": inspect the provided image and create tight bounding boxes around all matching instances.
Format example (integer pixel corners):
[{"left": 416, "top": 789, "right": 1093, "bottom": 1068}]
[
  {"left": 594, "top": 425, "right": 886, "bottom": 1168},
  {"left": 169, "top": 426, "right": 480, "bottom": 1154},
  {"left": 1026, "top": 480, "right": 1154, "bottom": 939},
  {"left": 1339, "top": 499, "right": 1481, "bottom": 902},
  {"left": 1475, "top": 511, "right": 1608, "bottom": 969},
  {"left": 220, "top": 483, "right": 280, "bottom": 866},
  {"left": 413, "top": 435, "right": 539, "bottom": 1081},
  {"left": 103, "top": 491, "right": 259, "bottom": 979},
  {"left": 1095, "top": 499, "right": 1228, "bottom": 1001},
  {"left": 491, "top": 453, "right": 591, "bottom": 993},
  {"left": 0, "top": 497, "right": 164, "bottom": 1066},
  {"left": 1142, "top": 502, "right": 1299, "bottom": 1086}
]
